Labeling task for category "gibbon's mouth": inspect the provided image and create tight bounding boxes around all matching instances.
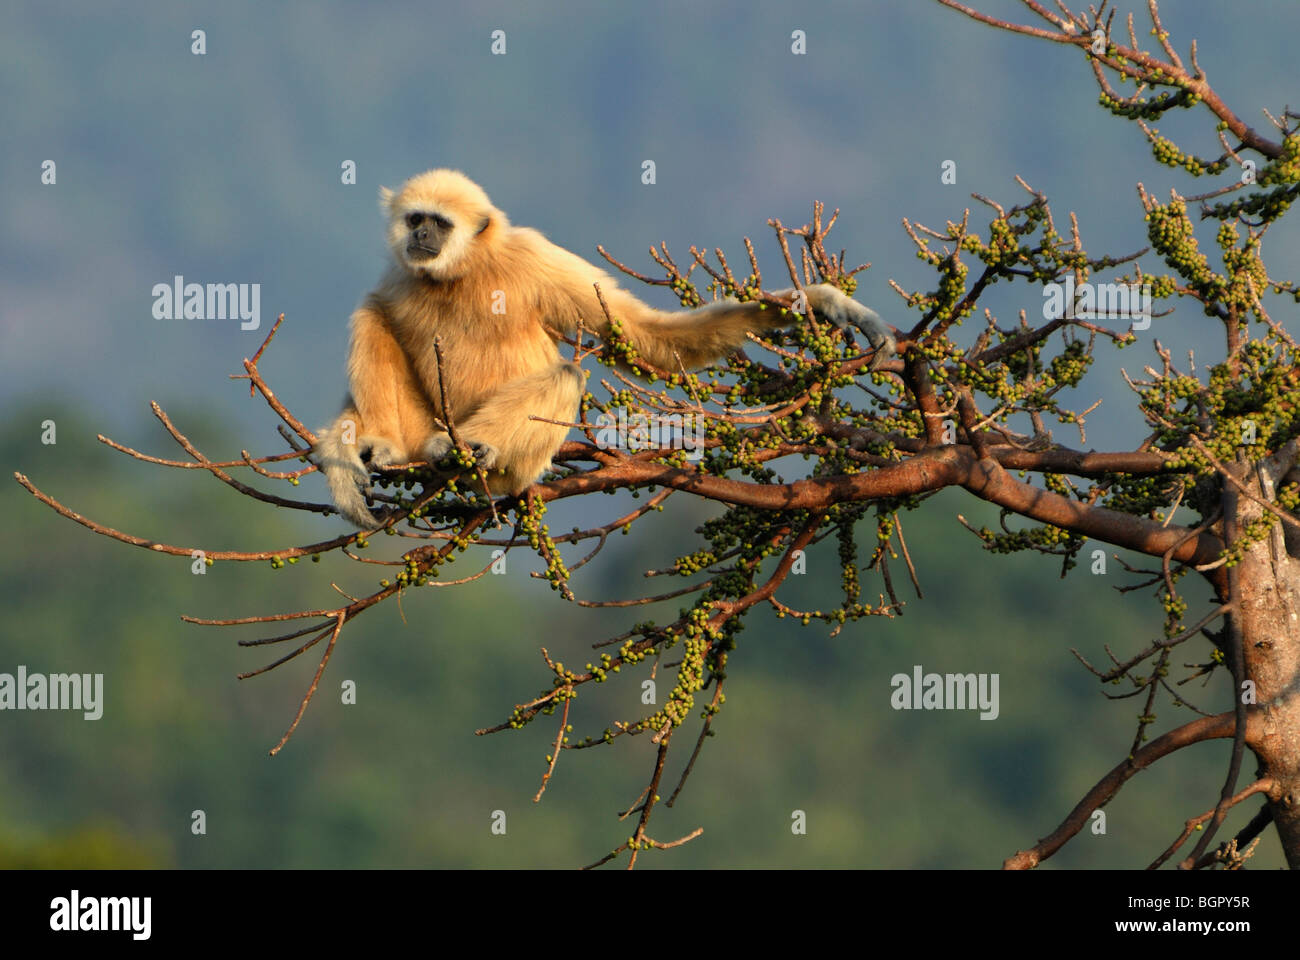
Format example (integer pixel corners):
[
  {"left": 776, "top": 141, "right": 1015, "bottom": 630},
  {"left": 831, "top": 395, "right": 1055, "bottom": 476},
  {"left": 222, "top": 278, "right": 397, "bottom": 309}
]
[{"left": 405, "top": 243, "right": 441, "bottom": 261}]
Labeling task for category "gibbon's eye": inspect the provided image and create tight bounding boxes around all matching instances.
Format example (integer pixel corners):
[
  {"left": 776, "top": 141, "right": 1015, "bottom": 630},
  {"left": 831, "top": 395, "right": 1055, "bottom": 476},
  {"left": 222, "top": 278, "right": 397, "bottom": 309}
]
[
  {"left": 432, "top": 214, "right": 453, "bottom": 230},
  {"left": 405, "top": 212, "right": 425, "bottom": 229}
]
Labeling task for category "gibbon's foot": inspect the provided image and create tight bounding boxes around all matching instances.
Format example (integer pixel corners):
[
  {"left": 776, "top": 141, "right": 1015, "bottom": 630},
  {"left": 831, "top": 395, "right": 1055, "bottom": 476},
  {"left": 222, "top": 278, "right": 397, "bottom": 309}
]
[
  {"left": 322, "top": 461, "right": 391, "bottom": 530},
  {"left": 311, "top": 431, "right": 384, "bottom": 529},
  {"left": 332, "top": 437, "right": 402, "bottom": 529},
  {"left": 804, "top": 284, "right": 897, "bottom": 369},
  {"left": 355, "top": 502, "right": 397, "bottom": 530},
  {"left": 422, "top": 434, "right": 501, "bottom": 471},
  {"left": 357, "top": 436, "right": 402, "bottom": 471},
  {"left": 333, "top": 471, "right": 395, "bottom": 530}
]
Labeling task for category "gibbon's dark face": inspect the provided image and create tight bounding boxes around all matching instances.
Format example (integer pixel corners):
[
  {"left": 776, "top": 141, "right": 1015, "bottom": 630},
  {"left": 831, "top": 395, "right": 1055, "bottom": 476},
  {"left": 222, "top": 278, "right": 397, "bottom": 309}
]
[
  {"left": 403, "top": 210, "right": 455, "bottom": 264},
  {"left": 381, "top": 169, "right": 501, "bottom": 280}
]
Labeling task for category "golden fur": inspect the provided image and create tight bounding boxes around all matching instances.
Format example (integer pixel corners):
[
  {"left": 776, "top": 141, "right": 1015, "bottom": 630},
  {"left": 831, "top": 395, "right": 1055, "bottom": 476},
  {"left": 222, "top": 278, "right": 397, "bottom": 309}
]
[{"left": 314, "top": 169, "right": 893, "bottom": 528}]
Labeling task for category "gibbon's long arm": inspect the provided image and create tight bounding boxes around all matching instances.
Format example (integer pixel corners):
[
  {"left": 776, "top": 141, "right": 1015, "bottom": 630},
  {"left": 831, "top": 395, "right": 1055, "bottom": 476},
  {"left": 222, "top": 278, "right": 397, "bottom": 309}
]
[
  {"left": 344, "top": 304, "right": 441, "bottom": 456},
  {"left": 522, "top": 233, "right": 896, "bottom": 371},
  {"left": 313, "top": 303, "right": 445, "bottom": 528}
]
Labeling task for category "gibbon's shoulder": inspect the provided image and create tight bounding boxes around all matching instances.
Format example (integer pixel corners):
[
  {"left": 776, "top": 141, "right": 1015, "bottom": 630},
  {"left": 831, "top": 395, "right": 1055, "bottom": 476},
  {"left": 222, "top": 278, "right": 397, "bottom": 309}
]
[
  {"left": 485, "top": 222, "right": 593, "bottom": 282},
  {"left": 500, "top": 223, "right": 613, "bottom": 287}
]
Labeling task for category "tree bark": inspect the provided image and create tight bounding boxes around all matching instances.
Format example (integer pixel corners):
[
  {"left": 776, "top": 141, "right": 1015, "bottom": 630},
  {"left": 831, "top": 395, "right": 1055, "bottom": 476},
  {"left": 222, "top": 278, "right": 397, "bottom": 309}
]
[{"left": 1231, "top": 446, "right": 1300, "bottom": 867}]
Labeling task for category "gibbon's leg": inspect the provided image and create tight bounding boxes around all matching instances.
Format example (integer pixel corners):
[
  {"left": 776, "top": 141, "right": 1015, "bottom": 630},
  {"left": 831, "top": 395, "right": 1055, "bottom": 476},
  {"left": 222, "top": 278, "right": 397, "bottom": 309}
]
[
  {"left": 345, "top": 304, "right": 440, "bottom": 460},
  {"left": 423, "top": 359, "right": 587, "bottom": 495},
  {"left": 584, "top": 282, "right": 895, "bottom": 371},
  {"left": 315, "top": 305, "right": 438, "bottom": 528}
]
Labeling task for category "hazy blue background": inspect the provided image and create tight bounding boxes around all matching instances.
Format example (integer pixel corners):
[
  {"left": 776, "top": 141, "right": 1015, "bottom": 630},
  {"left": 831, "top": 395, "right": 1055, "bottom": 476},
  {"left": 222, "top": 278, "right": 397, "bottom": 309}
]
[{"left": 2, "top": 0, "right": 1294, "bottom": 868}]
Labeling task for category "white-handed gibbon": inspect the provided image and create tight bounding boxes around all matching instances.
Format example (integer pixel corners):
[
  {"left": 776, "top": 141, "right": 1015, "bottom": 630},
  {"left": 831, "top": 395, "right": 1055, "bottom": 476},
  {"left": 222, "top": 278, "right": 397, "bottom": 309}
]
[{"left": 313, "top": 169, "right": 895, "bottom": 528}]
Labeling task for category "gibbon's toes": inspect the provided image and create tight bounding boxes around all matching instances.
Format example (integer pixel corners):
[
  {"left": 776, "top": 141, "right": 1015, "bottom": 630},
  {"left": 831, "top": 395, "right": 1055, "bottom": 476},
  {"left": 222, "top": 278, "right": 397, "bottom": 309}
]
[
  {"left": 421, "top": 434, "right": 499, "bottom": 471},
  {"left": 421, "top": 433, "right": 454, "bottom": 464},
  {"left": 358, "top": 437, "right": 402, "bottom": 471},
  {"left": 469, "top": 441, "right": 500, "bottom": 470},
  {"left": 362, "top": 503, "right": 396, "bottom": 527},
  {"left": 344, "top": 505, "right": 389, "bottom": 531},
  {"left": 325, "top": 467, "right": 384, "bottom": 530}
]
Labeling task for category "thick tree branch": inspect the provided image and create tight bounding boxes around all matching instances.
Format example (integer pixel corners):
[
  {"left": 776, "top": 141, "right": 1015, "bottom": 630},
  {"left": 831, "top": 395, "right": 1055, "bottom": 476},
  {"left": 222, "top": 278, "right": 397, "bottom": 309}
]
[{"left": 1004, "top": 708, "right": 1261, "bottom": 869}]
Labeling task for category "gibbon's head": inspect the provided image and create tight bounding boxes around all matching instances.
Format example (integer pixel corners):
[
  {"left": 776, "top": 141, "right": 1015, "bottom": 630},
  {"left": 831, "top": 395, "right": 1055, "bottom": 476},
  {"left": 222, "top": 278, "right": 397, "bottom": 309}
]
[{"left": 379, "top": 169, "right": 505, "bottom": 281}]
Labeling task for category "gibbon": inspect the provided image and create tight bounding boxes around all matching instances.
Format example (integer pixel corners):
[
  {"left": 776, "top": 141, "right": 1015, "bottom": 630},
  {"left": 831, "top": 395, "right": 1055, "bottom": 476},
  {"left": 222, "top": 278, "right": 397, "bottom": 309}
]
[{"left": 313, "top": 169, "right": 895, "bottom": 528}]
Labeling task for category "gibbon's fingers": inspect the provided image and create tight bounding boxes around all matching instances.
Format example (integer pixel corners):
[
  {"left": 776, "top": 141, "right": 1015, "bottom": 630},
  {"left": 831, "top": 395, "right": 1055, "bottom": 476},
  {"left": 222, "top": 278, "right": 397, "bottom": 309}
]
[
  {"left": 332, "top": 481, "right": 388, "bottom": 530},
  {"left": 801, "top": 283, "right": 897, "bottom": 366},
  {"left": 314, "top": 433, "right": 385, "bottom": 530},
  {"left": 421, "top": 433, "right": 501, "bottom": 470}
]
